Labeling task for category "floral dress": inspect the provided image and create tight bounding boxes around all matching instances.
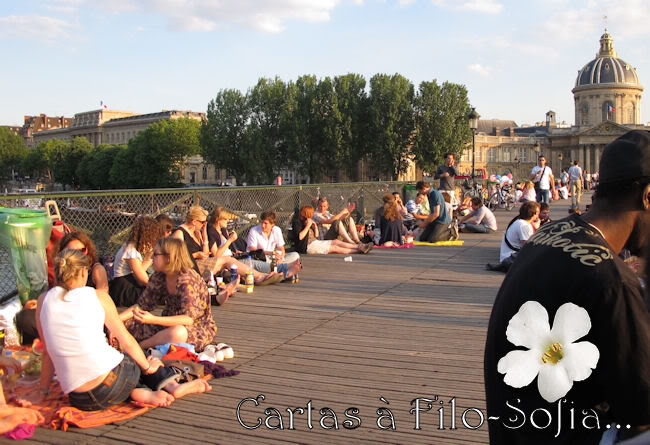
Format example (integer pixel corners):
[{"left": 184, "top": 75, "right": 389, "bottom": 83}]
[{"left": 126, "top": 269, "right": 217, "bottom": 352}]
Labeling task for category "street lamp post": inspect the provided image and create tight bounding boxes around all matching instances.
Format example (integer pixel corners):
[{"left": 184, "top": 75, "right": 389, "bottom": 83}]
[{"left": 468, "top": 107, "right": 480, "bottom": 183}]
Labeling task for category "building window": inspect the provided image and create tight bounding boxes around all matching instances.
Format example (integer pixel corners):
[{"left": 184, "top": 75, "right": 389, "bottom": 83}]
[
  {"left": 519, "top": 147, "right": 528, "bottom": 163},
  {"left": 202, "top": 166, "right": 207, "bottom": 180},
  {"left": 625, "top": 103, "right": 635, "bottom": 124},
  {"left": 581, "top": 102, "right": 589, "bottom": 126},
  {"left": 488, "top": 147, "right": 496, "bottom": 163},
  {"left": 502, "top": 147, "right": 511, "bottom": 163},
  {"left": 190, "top": 171, "right": 196, "bottom": 184}
]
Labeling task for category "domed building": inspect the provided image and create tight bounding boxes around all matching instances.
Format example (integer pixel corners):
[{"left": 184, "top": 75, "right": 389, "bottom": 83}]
[
  {"left": 457, "top": 29, "right": 649, "bottom": 182},
  {"left": 572, "top": 30, "right": 643, "bottom": 127}
]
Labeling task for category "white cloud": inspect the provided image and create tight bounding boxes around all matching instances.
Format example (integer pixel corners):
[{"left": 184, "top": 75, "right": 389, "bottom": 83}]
[
  {"left": 0, "top": 15, "right": 76, "bottom": 42},
  {"left": 468, "top": 63, "right": 494, "bottom": 76},
  {"left": 541, "top": 0, "right": 650, "bottom": 42},
  {"left": 432, "top": 0, "right": 503, "bottom": 14},
  {"left": 84, "top": 0, "right": 357, "bottom": 33},
  {"left": 398, "top": 0, "right": 416, "bottom": 6}
]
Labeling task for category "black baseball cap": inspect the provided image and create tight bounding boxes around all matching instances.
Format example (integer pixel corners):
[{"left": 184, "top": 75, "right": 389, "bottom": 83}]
[{"left": 599, "top": 130, "right": 650, "bottom": 185}]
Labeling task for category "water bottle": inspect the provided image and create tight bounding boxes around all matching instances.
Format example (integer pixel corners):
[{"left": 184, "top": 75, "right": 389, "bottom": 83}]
[
  {"left": 230, "top": 264, "right": 238, "bottom": 283},
  {"left": 245, "top": 257, "right": 255, "bottom": 292}
]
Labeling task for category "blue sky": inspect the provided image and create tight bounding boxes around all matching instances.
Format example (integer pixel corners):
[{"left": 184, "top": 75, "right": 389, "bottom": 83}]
[{"left": 2, "top": 0, "right": 649, "bottom": 127}]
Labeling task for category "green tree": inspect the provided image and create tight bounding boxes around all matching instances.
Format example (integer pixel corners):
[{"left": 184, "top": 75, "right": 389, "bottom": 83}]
[
  {"left": 22, "top": 139, "right": 66, "bottom": 184},
  {"left": 129, "top": 118, "right": 201, "bottom": 188},
  {"left": 366, "top": 74, "right": 415, "bottom": 180},
  {"left": 52, "top": 137, "right": 93, "bottom": 189},
  {"left": 247, "top": 77, "right": 291, "bottom": 184},
  {"left": 0, "top": 128, "right": 27, "bottom": 179},
  {"left": 412, "top": 80, "right": 472, "bottom": 173},
  {"left": 109, "top": 145, "right": 138, "bottom": 189},
  {"left": 201, "top": 89, "right": 255, "bottom": 185},
  {"left": 77, "top": 144, "right": 126, "bottom": 190},
  {"left": 334, "top": 73, "right": 368, "bottom": 180},
  {"left": 286, "top": 75, "right": 342, "bottom": 183}
]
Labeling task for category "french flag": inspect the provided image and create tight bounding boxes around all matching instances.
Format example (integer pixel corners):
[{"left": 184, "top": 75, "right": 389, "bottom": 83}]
[
  {"left": 607, "top": 104, "right": 615, "bottom": 113},
  {"left": 100, "top": 100, "right": 108, "bottom": 109}
]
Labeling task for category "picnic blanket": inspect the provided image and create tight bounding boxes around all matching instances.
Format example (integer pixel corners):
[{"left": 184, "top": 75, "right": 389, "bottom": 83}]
[
  {"left": 372, "top": 243, "right": 414, "bottom": 249},
  {"left": 8, "top": 380, "right": 151, "bottom": 431},
  {"left": 413, "top": 240, "right": 465, "bottom": 246},
  {"left": 5, "top": 345, "right": 238, "bottom": 432}
]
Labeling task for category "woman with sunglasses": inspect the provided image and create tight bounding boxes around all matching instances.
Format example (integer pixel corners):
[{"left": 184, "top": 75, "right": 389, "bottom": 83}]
[
  {"left": 121, "top": 237, "right": 218, "bottom": 351},
  {"left": 17, "top": 231, "right": 111, "bottom": 346},
  {"left": 174, "top": 206, "right": 280, "bottom": 286},
  {"left": 110, "top": 217, "right": 164, "bottom": 307},
  {"left": 56, "top": 232, "right": 109, "bottom": 292}
]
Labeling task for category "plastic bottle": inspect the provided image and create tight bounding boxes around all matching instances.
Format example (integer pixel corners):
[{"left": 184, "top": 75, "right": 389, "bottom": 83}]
[
  {"left": 245, "top": 257, "right": 255, "bottom": 293},
  {"left": 207, "top": 271, "right": 217, "bottom": 296}
]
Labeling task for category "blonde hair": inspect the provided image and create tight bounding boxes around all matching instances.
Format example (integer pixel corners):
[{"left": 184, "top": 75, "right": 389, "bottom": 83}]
[
  {"left": 525, "top": 181, "right": 535, "bottom": 190},
  {"left": 156, "top": 237, "right": 195, "bottom": 274},
  {"left": 54, "top": 248, "right": 90, "bottom": 292},
  {"left": 186, "top": 206, "right": 208, "bottom": 223}
]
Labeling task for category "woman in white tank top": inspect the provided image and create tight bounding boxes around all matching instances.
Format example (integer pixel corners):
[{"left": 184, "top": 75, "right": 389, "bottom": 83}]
[{"left": 36, "top": 249, "right": 212, "bottom": 411}]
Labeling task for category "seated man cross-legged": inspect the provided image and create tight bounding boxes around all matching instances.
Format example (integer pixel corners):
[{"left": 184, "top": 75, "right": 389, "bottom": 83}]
[{"left": 458, "top": 197, "right": 497, "bottom": 234}]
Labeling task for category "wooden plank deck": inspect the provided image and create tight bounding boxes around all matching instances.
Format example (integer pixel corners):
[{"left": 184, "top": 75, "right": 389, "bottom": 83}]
[{"left": 4, "top": 197, "right": 577, "bottom": 444}]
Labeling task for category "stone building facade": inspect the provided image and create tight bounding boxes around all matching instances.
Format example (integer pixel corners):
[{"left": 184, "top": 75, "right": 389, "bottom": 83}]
[
  {"left": 27, "top": 109, "right": 235, "bottom": 186},
  {"left": 458, "top": 30, "right": 648, "bottom": 183}
]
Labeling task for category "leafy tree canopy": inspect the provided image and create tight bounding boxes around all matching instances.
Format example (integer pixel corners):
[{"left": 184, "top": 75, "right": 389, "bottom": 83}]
[{"left": 0, "top": 127, "right": 27, "bottom": 179}]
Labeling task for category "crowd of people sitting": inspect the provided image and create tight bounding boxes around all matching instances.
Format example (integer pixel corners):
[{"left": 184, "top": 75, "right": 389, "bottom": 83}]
[{"left": 0, "top": 170, "right": 583, "bottom": 431}]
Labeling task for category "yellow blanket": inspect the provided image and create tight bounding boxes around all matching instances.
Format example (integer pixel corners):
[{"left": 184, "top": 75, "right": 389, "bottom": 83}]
[{"left": 413, "top": 240, "right": 465, "bottom": 246}]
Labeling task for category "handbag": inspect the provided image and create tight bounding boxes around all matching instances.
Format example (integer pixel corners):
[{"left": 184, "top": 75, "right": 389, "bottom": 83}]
[
  {"left": 162, "top": 360, "right": 204, "bottom": 383},
  {"left": 233, "top": 249, "right": 266, "bottom": 261},
  {"left": 534, "top": 166, "right": 546, "bottom": 191}
]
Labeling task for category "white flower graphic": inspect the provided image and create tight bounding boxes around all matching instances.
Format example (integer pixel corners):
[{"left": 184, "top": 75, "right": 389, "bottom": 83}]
[{"left": 497, "top": 301, "right": 600, "bottom": 403}]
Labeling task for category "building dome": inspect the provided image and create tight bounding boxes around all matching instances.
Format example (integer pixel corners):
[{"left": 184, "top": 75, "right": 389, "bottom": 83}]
[{"left": 574, "top": 31, "right": 641, "bottom": 89}]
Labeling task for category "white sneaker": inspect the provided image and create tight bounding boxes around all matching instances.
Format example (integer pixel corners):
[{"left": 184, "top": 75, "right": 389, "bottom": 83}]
[
  {"left": 197, "top": 344, "right": 225, "bottom": 363},
  {"left": 216, "top": 343, "right": 234, "bottom": 359}
]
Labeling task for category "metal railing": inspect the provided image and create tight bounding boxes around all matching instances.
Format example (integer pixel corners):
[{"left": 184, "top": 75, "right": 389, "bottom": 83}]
[{"left": 0, "top": 182, "right": 415, "bottom": 298}]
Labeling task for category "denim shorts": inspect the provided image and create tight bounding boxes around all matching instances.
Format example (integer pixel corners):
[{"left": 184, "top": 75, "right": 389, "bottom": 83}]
[
  {"left": 68, "top": 356, "right": 179, "bottom": 411},
  {"left": 68, "top": 355, "right": 140, "bottom": 411}
]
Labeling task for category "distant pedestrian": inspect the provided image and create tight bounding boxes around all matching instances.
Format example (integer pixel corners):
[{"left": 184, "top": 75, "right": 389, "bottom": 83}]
[
  {"left": 568, "top": 160, "right": 584, "bottom": 210},
  {"left": 530, "top": 155, "right": 555, "bottom": 204},
  {"left": 435, "top": 153, "right": 459, "bottom": 208}
]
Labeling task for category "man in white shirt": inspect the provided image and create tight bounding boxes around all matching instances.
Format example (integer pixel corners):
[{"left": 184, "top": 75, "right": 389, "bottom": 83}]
[
  {"left": 486, "top": 201, "right": 540, "bottom": 272},
  {"left": 568, "top": 159, "right": 584, "bottom": 210},
  {"left": 530, "top": 155, "right": 555, "bottom": 204},
  {"left": 458, "top": 197, "right": 497, "bottom": 233}
]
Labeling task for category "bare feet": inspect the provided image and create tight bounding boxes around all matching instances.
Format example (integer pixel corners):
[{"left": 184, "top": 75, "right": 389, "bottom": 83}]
[
  {"left": 164, "top": 379, "right": 212, "bottom": 399},
  {"left": 255, "top": 271, "right": 278, "bottom": 285},
  {"left": 285, "top": 260, "right": 301, "bottom": 279},
  {"left": 130, "top": 388, "right": 175, "bottom": 407}
]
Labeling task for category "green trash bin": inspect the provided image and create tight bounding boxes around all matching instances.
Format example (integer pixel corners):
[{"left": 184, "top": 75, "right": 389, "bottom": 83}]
[
  {"left": 402, "top": 184, "right": 417, "bottom": 203},
  {"left": 0, "top": 208, "right": 51, "bottom": 304}
]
